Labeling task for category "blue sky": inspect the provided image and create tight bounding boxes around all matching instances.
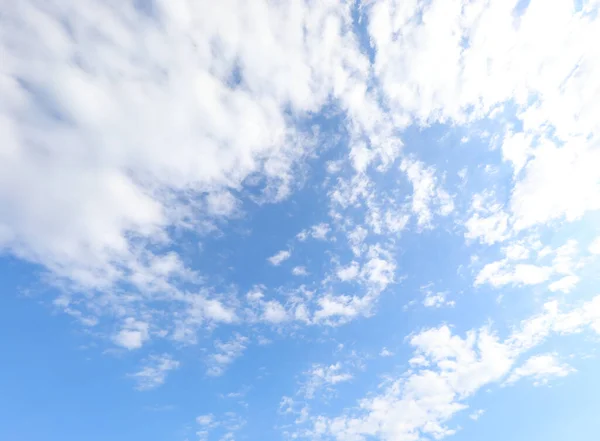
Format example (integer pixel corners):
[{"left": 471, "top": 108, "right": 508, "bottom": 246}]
[{"left": 2, "top": 0, "right": 600, "bottom": 441}]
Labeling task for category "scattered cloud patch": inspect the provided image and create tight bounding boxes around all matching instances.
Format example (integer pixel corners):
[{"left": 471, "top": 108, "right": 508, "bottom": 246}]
[
  {"left": 206, "top": 334, "right": 248, "bottom": 377},
  {"left": 506, "top": 353, "right": 575, "bottom": 387},
  {"left": 131, "top": 354, "right": 180, "bottom": 391},
  {"left": 268, "top": 250, "right": 291, "bottom": 266}
]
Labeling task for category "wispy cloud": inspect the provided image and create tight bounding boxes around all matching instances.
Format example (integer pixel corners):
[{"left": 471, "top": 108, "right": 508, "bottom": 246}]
[
  {"left": 267, "top": 250, "right": 291, "bottom": 266},
  {"left": 130, "top": 354, "right": 180, "bottom": 391}
]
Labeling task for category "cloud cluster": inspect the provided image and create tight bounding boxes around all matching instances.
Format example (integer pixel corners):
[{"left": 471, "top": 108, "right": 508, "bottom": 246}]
[{"left": 304, "top": 295, "right": 600, "bottom": 441}]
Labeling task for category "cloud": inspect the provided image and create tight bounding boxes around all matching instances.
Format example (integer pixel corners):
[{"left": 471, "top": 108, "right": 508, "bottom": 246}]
[
  {"left": 292, "top": 266, "right": 309, "bottom": 276},
  {"left": 421, "top": 284, "right": 455, "bottom": 308},
  {"left": 130, "top": 354, "right": 180, "bottom": 391},
  {"left": 423, "top": 292, "right": 455, "bottom": 308},
  {"left": 267, "top": 250, "right": 291, "bottom": 266},
  {"left": 590, "top": 236, "right": 600, "bottom": 255},
  {"left": 464, "top": 192, "right": 510, "bottom": 245},
  {"left": 4, "top": 1, "right": 600, "bottom": 429},
  {"left": 301, "top": 362, "right": 353, "bottom": 400},
  {"left": 195, "top": 411, "right": 246, "bottom": 441},
  {"left": 469, "top": 409, "right": 485, "bottom": 421},
  {"left": 400, "top": 158, "right": 454, "bottom": 228},
  {"left": 475, "top": 261, "right": 553, "bottom": 287},
  {"left": 113, "top": 318, "right": 150, "bottom": 350},
  {"left": 379, "top": 348, "right": 394, "bottom": 357},
  {"left": 548, "top": 275, "right": 580, "bottom": 294},
  {"left": 0, "top": 0, "right": 380, "bottom": 347},
  {"left": 510, "top": 138, "right": 600, "bottom": 230},
  {"left": 506, "top": 353, "right": 575, "bottom": 386},
  {"left": 196, "top": 414, "right": 215, "bottom": 426},
  {"left": 262, "top": 300, "right": 289, "bottom": 324},
  {"left": 297, "top": 223, "right": 331, "bottom": 241},
  {"left": 306, "top": 295, "right": 600, "bottom": 441},
  {"left": 172, "top": 294, "right": 237, "bottom": 345},
  {"left": 206, "top": 334, "right": 248, "bottom": 377},
  {"left": 475, "top": 239, "right": 584, "bottom": 291},
  {"left": 337, "top": 261, "right": 360, "bottom": 281}
]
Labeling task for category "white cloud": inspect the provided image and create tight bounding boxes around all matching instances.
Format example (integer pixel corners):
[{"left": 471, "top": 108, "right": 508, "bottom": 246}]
[
  {"left": 262, "top": 300, "right": 289, "bottom": 324},
  {"left": 589, "top": 236, "right": 600, "bottom": 255},
  {"left": 307, "top": 295, "right": 600, "bottom": 441},
  {"left": 476, "top": 239, "right": 585, "bottom": 291},
  {"left": 172, "top": 294, "right": 237, "bottom": 344},
  {"left": 506, "top": 353, "right": 575, "bottom": 386},
  {"left": 337, "top": 261, "right": 360, "bottom": 282},
  {"left": 464, "top": 192, "right": 509, "bottom": 245},
  {"left": 421, "top": 284, "right": 455, "bottom": 308},
  {"left": 114, "top": 318, "right": 149, "bottom": 350},
  {"left": 196, "top": 414, "right": 214, "bottom": 426},
  {"left": 502, "top": 131, "right": 534, "bottom": 176},
  {"left": 423, "top": 292, "right": 455, "bottom": 308},
  {"left": 510, "top": 138, "right": 600, "bottom": 231},
  {"left": 361, "top": 248, "right": 396, "bottom": 292},
  {"left": 400, "top": 158, "right": 454, "bottom": 228},
  {"left": 347, "top": 226, "right": 368, "bottom": 257},
  {"left": 267, "top": 249, "right": 291, "bottom": 266},
  {"left": 313, "top": 294, "right": 372, "bottom": 324},
  {"left": 379, "top": 348, "right": 394, "bottom": 357},
  {"left": 0, "top": 0, "right": 382, "bottom": 344},
  {"left": 206, "top": 191, "right": 239, "bottom": 217},
  {"left": 195, "top": 412, "right": 245, "bottom": 441},
  {"left": 5, "top": 0, "right": 600, "bottom": 417},
  {"left": 302, "top": 362, "right": 353, "bottom": 399},
  {"left": 469, "top": 409, "right": 485, "bottom": 421},
  {"left": 131, "top": 354, "right": 180, "bottom": 391},
  {"left": 503, "top": 242, "right": 531, "bottom": 261},
  {"left": 292, "top": 266, "right": 308, "bottom": 276},
  {"left": 298, "top": 223, "right": 331, "bottom": 241},
  {"left": 206, "top": 334, "right": 248, "bottom": 377},
  {"left": 475, "top": 260, "right": 553, "bottom": 287},
  {"left": 548, "top": 275, "right": 580, "bottom": 293}
]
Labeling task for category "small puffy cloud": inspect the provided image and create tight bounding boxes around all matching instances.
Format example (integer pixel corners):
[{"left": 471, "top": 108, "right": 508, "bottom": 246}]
[
  {"left": 196, "top": 414, "right": 215, "bottom": 426},
  {"left": 469, "top": 409, "right": 485, "bottom": 421},
  {"left": 503, "top": 243, "right": 530, "bottom": 261},
  {"left": 311, "top": 223, "right": 330, "bottom": 240},
  {"left": 379, "top": 348, "right": 394, "bottom": 357},
  {"left": 206, "top": 191, "right": 239, "bottom": 217},
  {"left": 475, "top": 261, "right": 553, "bottom": 287},
  {"left": 464, "top": 192, "right": 509, "bottom": 245},
  {"left": 131, "top": 354, "right": 180, "bottom": 391},
  {"left": 337, "top": 261, "right": 360, "bottom": 281},
  {"left": 347, "top": 226, "right": 368, "bottom": 257},
  {"left": 292, "top": 266, "right": 308, "bottom": 276},
  {"left": 262, "top": 300, "right": 288, "bottom": 324},
  {"left": 297, "top": 223, "right": 331, "bottom": 241},
  {"left": 172, "top": 295, "right": 237, "bottom": 344},
  {"left": 506, "top": 353, "right": 575, "bottom": 386},
  {"left": 313, "top": 294, "right": 370, "bottom": 324},
  {"left": 268, "top": 249, "right": 291, "bottom": 266},
  {"left": 361, "top": 250, "right": 396, "bottom": 292},
  {"left": 206, "top": 334, "right": 248, "bottom": 377},
  {"left": 302, "top": 362, "right": 353, "bottom": 399},
  {"left": 477, "top": 239, "right": 584, "bottom": 291},
  {"left": 423, "top": 292, "right": 455, "bottom": 308},
  {"left": 114, "top": 318, "right": 150, "bottom": 350},
  {"left": 549, "top": 275, "right": 580, "bottom": 293},
  {"left": 421, "top": 284, "right": 455, "bottom": 308},
  {"left": 400, "top": 158, "right": 454, "bottom": 228}
]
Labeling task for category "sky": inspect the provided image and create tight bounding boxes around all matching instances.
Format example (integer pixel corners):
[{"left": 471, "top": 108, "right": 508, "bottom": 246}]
[{"left": 1, "top": 0, "right": 600, "bottom": 440}]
